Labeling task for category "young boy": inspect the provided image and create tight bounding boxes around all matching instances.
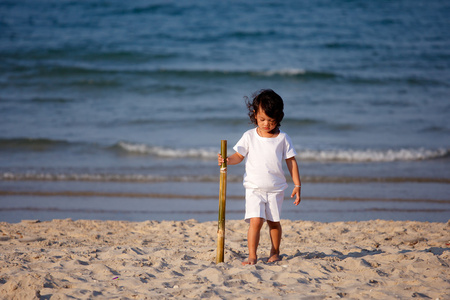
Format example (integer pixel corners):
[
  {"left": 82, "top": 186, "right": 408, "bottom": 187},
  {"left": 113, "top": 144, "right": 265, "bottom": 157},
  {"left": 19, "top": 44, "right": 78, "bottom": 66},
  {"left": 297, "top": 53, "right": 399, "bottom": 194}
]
[{"left": 218, "top": 89, "right": 301, "bottom": 265}]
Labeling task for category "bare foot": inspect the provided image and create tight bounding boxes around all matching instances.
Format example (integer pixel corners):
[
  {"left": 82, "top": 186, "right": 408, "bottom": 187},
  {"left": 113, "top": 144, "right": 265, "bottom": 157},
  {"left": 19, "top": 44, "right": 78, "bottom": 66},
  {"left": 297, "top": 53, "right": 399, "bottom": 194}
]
[
  {"left": 267, "top": 253, "right": 281, "bottom": 263},
  {"left": 242, "top": 257, "right": 257, "bottom": 266}
]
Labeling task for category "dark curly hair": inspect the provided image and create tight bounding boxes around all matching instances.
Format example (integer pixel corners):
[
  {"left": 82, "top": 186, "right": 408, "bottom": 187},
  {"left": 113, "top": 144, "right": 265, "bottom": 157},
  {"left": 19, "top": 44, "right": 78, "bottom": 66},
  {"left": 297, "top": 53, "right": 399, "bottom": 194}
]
[{"left": 246, "top": 89, "right": 284, "bottom": 133}]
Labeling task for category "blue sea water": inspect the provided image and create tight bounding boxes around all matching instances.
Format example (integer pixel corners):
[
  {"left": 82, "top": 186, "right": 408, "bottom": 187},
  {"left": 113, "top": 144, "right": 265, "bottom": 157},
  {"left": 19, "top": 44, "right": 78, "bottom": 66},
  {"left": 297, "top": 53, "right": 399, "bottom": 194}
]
[{"left": 0, "top": 0, "right": 449, "bottom": 223}]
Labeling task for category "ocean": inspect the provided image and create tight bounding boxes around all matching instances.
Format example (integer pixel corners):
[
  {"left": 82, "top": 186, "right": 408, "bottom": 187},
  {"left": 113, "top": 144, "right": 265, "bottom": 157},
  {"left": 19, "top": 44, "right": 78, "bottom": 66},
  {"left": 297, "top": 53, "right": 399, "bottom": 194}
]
[{"left": 1, "top": 0, "right": 449, "bottom": 223}]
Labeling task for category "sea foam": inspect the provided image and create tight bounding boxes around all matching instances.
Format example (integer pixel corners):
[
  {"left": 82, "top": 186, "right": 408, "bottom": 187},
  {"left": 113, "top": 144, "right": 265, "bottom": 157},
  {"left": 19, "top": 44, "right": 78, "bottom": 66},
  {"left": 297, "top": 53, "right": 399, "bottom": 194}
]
[{"left": 117, "top": 142, "right": 448, "bottom": 162}]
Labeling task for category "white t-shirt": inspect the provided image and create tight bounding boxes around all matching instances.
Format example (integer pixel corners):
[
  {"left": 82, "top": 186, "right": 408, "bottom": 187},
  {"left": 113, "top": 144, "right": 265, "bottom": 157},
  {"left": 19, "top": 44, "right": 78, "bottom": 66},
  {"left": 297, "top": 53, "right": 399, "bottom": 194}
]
[{"left": 233, "top": 128, "right": 297, "bottom": 192}]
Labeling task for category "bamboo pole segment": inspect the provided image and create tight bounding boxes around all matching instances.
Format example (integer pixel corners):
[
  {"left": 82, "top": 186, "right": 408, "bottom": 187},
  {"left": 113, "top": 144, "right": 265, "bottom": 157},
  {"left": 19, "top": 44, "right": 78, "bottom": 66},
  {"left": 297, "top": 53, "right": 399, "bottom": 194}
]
[{"left": 216, "top": 140, "right": 227, "bottom": 264}]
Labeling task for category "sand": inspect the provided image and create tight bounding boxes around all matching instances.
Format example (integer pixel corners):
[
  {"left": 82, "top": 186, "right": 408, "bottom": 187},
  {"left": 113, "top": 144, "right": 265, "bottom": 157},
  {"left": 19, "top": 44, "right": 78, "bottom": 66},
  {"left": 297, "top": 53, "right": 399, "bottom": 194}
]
[{"left": 0, "top": 218, "right": 449, "bottom": 299}]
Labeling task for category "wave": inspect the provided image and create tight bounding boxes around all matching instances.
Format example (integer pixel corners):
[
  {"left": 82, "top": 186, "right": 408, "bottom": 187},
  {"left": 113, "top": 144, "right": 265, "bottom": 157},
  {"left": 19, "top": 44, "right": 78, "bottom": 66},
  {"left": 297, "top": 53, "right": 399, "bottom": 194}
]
[
  {"left": 129, "top": 4, "right": 180, "bottom": 15},
  {"left": 5, "top": 60, "right": 335, "bottom": 81},
  {"left": 30, "top": 97, "right": 75, "bottom": 104},
  {"left": 2, "top": 172, "right": 448, "bottom": 184},
  {"left": 343, "top": 74, "right": 449, "bottom": 87},
  {"left": 0, "top": 172, "right": 235, "bottom": 183},
  {"left": 159, "top": 67, "right": 446, "bottom": 86},
  {"left": 119, "top": 117, "right": 344, "bottom": 130},
  {"left": 149, "top": 68, "right": 336, "bottom": 80},
  {"left": 5, "top": 57, "right": 447, "bottom": 86},
  {"left": 0, "top": 138, "right": 72, "bottom": 150},
  {"left": 116, "top": 142, "right": 449, "bottom": 162},
  {"left": 297, "top": 148, "right": 449, "bottom": 162},
  {"left": 115, "top": 142, "right": 216, "bottom": 159},
  {"left": 1, "top": 191, "right": 449, "bottom": 204},
  {"left": 1, "top": 138, "right": 448, "bottom": 163}
]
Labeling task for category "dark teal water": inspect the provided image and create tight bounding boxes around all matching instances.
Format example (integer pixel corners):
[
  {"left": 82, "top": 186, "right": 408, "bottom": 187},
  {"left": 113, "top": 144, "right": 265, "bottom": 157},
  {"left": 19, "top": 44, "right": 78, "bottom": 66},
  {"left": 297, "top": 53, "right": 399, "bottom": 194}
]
[{"left": 1, "top": 0, "right": 449, "bottom": 222}]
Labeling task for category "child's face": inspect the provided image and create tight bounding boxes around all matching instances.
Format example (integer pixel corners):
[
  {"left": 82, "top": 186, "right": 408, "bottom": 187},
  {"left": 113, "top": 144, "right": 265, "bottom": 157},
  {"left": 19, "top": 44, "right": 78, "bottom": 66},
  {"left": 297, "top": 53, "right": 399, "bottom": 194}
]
[{"left": 255, "top": 107, "right": 277, "bottom": 134}]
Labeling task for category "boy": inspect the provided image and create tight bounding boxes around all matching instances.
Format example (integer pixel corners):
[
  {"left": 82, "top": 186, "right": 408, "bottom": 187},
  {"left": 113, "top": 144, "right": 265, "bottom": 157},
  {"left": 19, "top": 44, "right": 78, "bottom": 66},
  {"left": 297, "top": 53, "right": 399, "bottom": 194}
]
[{"left": 218, "top": 89, "right": 301, "bottom": 265}]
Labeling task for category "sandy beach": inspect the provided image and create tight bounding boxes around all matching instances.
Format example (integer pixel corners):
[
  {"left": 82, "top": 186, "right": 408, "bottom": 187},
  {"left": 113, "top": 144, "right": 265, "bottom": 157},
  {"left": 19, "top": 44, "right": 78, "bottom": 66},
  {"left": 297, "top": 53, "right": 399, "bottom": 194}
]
[{"left": 0, "top": 218, "right": 449, "bottom": 299}]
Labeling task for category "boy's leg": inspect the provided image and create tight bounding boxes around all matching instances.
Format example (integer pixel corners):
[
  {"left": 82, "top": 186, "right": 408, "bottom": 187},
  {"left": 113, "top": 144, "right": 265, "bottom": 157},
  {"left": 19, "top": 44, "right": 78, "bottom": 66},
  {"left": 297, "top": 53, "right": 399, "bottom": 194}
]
[
  {"left": 267, "top": 220, "right": 282, "bottom": 263},
  {"left": 243, "top": 217, "right": 265, "bottom": 265}
]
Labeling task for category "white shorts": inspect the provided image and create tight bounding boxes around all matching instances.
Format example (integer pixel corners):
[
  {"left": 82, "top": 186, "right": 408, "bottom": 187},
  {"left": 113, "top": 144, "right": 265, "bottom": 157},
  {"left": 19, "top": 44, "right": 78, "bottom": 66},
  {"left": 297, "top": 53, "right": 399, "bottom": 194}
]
[{"left": 244, "top": 189, "right": 284, "bottom": 223}]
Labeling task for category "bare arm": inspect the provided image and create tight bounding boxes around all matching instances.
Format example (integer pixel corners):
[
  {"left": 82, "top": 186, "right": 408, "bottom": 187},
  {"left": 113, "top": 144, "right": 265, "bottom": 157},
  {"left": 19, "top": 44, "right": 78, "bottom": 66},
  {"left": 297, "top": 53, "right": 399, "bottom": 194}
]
[
  {"left": 218, "top": 152, "right": 244, "bottom": 166},
  {"left": 286, "top": 156, "right": 301, "bottom": 205}
]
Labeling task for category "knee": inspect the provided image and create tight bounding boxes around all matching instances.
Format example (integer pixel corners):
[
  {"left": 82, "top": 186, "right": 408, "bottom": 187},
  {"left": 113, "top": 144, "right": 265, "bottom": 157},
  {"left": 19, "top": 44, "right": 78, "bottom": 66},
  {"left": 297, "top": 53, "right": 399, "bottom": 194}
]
[
  {"left": 267, "top": 220, "right": 281, "bottom": 229},
  {"left": 250, "top": 217, "right": 265, "bottom": 228}
]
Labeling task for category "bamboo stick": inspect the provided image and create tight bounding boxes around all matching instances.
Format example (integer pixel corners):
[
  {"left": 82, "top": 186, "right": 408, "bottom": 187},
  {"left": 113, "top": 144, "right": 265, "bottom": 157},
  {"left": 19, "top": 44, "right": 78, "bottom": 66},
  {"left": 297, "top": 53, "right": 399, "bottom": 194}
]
[{"left": 216, "top": 140, "right": 227, "bottom": 264}]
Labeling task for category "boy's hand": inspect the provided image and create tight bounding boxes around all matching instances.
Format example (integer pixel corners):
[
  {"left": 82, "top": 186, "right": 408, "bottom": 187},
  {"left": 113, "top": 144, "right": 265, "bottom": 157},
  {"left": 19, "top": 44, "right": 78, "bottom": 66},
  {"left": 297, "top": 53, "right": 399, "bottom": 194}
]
[
  {"left": 218, "top": 152, "right": 244, "bottom": 166},
  {"left": 291, "top": 187, "right": 301, "bottom": 206},
  {"left": 218, "top": 153, "right": 225, "bottom": 166}
]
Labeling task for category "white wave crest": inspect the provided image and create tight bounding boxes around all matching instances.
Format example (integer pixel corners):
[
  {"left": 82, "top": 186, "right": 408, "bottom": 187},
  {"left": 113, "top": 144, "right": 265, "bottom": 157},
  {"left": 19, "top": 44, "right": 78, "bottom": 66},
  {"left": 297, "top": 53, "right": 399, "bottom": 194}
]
[
  {"left": 1, "top": 172, "right": 166, "bottom": 182},
  {"left": 298, "top": 148, "right": 448, "bottom": 162},
  {"left": 117, "top": 142, "right": 448, "bottom": 162},
  {"left": 117, "top": 142, "right": 216, "bottom": 159},
  {"left": 259, "top": 68, "right": 306, "bottom": 76},
  {"left": 1, "top": 172, "right": 220, "bottom": 182}
]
